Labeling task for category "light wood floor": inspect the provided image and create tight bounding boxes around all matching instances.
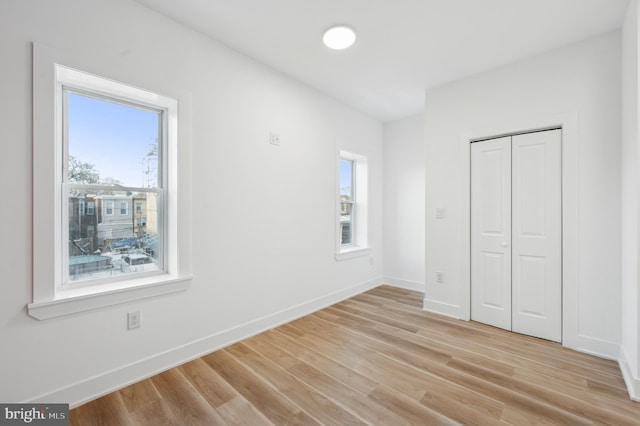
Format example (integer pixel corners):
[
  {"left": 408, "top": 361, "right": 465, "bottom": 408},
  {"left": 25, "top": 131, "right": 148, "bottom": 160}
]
[{"left": 70, "top": 286, "right": 640, "bottom": 425}]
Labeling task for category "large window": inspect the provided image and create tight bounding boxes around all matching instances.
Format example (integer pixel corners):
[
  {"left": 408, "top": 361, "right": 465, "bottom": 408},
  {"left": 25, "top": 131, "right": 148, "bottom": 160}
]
[
  {"left": 30, "top": 45, "right": 191, "bottom": 320},
  {"left": 64, "top": 88, "right": 161, "bottom": 284},
  {"left": 336, "top": 151, "right": 370, "bottom": 260}
]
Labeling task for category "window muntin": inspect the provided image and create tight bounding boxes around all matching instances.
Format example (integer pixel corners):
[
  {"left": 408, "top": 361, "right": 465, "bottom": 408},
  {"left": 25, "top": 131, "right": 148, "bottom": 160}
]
[
  {"left": 63, "top": 89, "right": 164, "bottom": 285},
  {"left": 340, "top": 159, "right": 355, "bottom": 246}
]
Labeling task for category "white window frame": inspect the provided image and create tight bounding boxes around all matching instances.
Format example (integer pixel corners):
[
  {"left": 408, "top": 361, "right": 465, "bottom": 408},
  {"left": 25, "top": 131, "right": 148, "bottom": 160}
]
[
  {"left": 29, "top": 44, "right": 192, "bottom": 320},
  {"left": 335, "top": 150, "right": 370, "bottom": 261},
  {"left": 87, "top": 201, "right": 94, "bottom": 216},
  {"left": 120, "top": 201, "right": 128, "bottom": 216},
  {"left": 104, "top": 201, "right": 114, "bottom": 216}
]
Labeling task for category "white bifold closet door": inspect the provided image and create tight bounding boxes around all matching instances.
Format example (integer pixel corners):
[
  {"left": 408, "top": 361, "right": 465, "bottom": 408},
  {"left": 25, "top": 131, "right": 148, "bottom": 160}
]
[{"left": 471, "top": 129, "right": 561, "bottom": 342}]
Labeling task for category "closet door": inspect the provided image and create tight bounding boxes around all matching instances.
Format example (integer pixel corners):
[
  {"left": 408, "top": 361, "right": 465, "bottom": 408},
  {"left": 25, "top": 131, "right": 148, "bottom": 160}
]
[
  {"left": 511, "top": 130, "right": 562, "bottom": 342},
  {"left": 471, "top": 136, "right": 512, "bottom": 331}
]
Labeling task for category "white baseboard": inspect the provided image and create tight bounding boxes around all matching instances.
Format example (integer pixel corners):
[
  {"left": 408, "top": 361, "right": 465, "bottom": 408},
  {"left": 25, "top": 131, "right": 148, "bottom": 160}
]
[
  {"left": 619, "top": 348, "right": 640, "bottom": 402},
  {"left": 422, "top": 297, "right": 463, "bottom": 320},
  {"left": 570, "top": 334, "right": 619, "bottom": 361},
  {"left": 28, "top": 277, "right": 384, "bottom": 408},
  {"left": 383, "top": 277, "right": 424, "bottom": 293}
]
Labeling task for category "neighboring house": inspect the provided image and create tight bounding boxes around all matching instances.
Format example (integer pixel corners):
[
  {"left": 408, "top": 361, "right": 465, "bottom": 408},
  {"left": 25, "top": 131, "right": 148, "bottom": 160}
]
[
  {"left": 68, "top": 196, "right": 98, "bottom": 255},
  {"left": 96, "top": 195, "right": 134, "bottom": 241},
  {"left": 144, "top": 192, "right": 159, "bottom": 237},
  {"left": 69, "top": 194, "right": 155, "bottom": 252},
  {"left": 132, "top": 196, "right": 147, "bottom": 237},
  {"left": 340, "top": 194, "right": 353, "bottom": 245}
]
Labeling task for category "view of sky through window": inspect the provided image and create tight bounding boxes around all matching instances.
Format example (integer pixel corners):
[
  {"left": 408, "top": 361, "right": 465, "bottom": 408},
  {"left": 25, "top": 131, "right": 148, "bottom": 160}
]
[
  {"left": 67, "top": 92, "right": 160, "bottom": 188},
  {"left": 340, "top": 159, "right": 352, "bottom": 196}
]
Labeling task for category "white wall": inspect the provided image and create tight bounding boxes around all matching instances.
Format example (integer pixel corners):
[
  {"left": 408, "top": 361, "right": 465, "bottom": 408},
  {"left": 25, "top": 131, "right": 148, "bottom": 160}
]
[
  {"left": 382, "top": 114, "right": 425, "bottom": 291},
  {"left": 0, "top": 0, "right": 383, "bottom": 405},
  {"left": 621, "top": 0, "right": 640, "bottom": 400},
  {"left": 424, "top": 31, "right": 622, "bottom": 359}
]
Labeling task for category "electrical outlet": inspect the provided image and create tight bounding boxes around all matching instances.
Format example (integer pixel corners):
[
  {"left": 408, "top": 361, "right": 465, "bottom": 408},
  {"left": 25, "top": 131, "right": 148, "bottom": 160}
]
[
  {"left": 269, "top": 132, "right": 280, "bottom": 146},
  {"left": 127, "top": 311, "right": 141, "bottom": 330},
  {"left": 435, "top": 207, "right": 445, "bottom": 219},
  {"left": 436, "top": 271, "right": 444, "bottom": 283}
]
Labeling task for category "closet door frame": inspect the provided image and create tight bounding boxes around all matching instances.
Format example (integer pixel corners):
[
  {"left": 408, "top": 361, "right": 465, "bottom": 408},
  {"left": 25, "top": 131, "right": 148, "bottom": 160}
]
[
  {"left": 469, "top": 131, "right": 562, "bottom": 342},
  {"left": 457, "top": 113, "right": 579, "bottom": 349}
]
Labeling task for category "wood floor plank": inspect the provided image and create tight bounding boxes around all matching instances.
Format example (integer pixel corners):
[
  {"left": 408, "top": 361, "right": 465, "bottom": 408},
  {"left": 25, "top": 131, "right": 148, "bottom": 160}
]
[
  {"left": 215, "top": 396, "right": 274, "bottom": 426},
  {"left": 202, "top": 349, "right": 314, "bottom": 425},
  {"left": 230, "top": 342, "right": 367, "bottom": 425},
  {"left": 116, "top": 379, "right": 162, "bottom": 414},
  {"left": 127, "top": 399, "right": 178, "bottom": 426},
  {"left": 70, "top": 286, "right": 640, "bottom": 425},
  {"left": 367, "top": 386, "right": 460, "bottom": 426},
  {"left": 263, "top": 329, "right": 380, "bottom": 395},
  {"left": 150, "top": 368, "right": 226, "bottom": 425},
  {"left": 69, "top": 392, "right": 131, "bottom": 426},
  {"left": 178, "top": 358, "right": 238, "bottom": 408}
]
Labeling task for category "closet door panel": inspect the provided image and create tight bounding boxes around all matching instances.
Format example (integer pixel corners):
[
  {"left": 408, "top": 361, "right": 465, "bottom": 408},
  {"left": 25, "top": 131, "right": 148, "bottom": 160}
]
[
  {"left": 471, "top": 136, "right": 512, "bottom": 331},
  {"left": 511, "top": 129, "right": 562, "bottom": 342}
]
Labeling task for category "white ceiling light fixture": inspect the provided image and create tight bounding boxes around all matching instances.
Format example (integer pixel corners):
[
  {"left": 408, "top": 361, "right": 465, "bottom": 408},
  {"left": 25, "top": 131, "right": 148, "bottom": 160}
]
[{"left": 323, "top": 25, "right": 356, "bottom": 50}]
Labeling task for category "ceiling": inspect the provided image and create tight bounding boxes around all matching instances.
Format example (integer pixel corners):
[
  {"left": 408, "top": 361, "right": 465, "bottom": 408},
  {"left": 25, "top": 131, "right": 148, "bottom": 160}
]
[{"left": 135, "top": 0, "right": 630, "bottom": 123}]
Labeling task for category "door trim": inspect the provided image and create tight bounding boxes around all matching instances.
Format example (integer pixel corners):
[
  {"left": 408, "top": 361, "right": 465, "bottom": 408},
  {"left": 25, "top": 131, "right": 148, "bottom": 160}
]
[{"left": 459, "top": 113, "right": 578, "bottom": 349}]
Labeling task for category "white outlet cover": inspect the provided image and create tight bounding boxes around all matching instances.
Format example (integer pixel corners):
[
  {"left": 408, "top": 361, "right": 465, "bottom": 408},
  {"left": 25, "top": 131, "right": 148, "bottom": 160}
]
[
  {"left": 269, "top": 132, "right": 280, "bottom": 146},
  {"left": 127, "top": 311, "right": 141, "bottom": 329}
]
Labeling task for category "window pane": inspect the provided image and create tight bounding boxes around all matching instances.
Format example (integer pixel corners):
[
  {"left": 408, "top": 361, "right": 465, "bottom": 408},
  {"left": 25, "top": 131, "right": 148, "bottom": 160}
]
[
  {"left": 67, "top": 92, "right": 161, "bottom": 188},
  {"left": 340, "top": 159, "right": 353, "bottom": 198},
  {"left": 340, "top": 159, "right": 354, "bottom": 245},
  {"left": 68, "top": 189, "right": 160, "bottom": 282},
  {"left": 341, "top": 209, "right": 353, "bottom": 245}
]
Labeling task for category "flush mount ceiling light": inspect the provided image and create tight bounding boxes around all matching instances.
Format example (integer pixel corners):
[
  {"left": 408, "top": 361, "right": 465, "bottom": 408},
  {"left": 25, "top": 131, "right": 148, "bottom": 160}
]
[{"left": 323, "top": 26, "right": 356, "bottom": 50}]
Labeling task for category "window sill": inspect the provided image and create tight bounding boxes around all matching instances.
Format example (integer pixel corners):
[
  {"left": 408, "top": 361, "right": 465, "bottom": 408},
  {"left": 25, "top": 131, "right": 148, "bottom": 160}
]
[
  {"left": 335, "top": 247, "right": 371, "bottom": 261},
  {"left": 27, "top": 275, "right": 192, "bottom": 320}
]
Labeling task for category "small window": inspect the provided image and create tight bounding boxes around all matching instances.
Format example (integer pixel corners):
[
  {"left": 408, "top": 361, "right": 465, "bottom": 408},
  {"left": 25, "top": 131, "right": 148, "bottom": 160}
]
[
  {"left": 336, "top": 151, "right": 369, "bottom": 260},
  {"left": 87, "top": 201, "right": 94, "bottom": 215},
  {"left": 120, "top": 201, "right": 128, "bottom": 216},
  {"left": 340, "top": 159, "right": 355, "bottom": 246}
]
